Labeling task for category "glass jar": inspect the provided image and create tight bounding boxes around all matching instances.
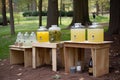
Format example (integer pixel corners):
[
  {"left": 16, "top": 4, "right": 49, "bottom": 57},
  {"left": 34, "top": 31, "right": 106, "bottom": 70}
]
[
  {"left": 49, "top": 25, "right": 61, "bottom": 43},
  {"left": 87, "top": 22, "right": 104, "bottom": 42},
  {"left": 37, "top": 26, "right": 49, "bottom": 42},
  {"left": 71, "top": 23, "right": 86, "bottom": 42}
]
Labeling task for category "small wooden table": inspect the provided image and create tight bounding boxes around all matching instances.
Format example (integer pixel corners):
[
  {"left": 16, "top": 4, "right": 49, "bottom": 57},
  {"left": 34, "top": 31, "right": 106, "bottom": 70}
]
[
  {"left": 9, "top": 45, "right": 32, "bottom": 67},
  {"left": 64, "top": 41, "right": 112, "bottom": 77},
  {"left": 32, "top": 42, "right": 64, "bottom": 72}
]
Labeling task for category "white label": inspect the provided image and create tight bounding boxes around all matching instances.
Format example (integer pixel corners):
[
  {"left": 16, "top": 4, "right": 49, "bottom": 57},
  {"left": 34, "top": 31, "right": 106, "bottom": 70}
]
[{"left": 76, "top": 66, "right": 81, "bottom": 71}]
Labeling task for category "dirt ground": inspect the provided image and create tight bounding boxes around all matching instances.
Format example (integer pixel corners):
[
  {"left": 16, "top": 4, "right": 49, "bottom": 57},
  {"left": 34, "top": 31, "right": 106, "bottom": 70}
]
[{"left": 0, "top": 34, "right": 120, "bottom": 80}]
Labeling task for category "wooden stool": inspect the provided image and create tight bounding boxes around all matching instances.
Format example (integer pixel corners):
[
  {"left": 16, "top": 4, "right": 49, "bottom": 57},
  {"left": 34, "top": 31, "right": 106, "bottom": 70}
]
[
  {"left": 32, "top": 42, "right": 64, "bottom": 71},
  {"left": 9, "top": 45, "right": 32, "bottom": 67}
]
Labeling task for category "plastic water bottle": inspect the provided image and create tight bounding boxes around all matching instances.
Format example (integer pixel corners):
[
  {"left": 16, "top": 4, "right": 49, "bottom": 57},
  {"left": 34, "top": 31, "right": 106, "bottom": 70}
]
[
  {"left": 23, "top": 32, "right": 29, "bottom": 46},
  {"left": 15, "top": 32, "right": 23, "bottom": 46},
  {"left": 76, "top": 61, "right": 82, "bottom": 73},
  {"left": 29, "top": 32, "right": 37, "bottom": 45}
]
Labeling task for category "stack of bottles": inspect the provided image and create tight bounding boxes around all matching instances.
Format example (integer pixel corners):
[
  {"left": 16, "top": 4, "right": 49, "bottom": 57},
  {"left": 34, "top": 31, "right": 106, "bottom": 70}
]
[{"left": 15, "top": 32, "right": 37, "bottom": 46}]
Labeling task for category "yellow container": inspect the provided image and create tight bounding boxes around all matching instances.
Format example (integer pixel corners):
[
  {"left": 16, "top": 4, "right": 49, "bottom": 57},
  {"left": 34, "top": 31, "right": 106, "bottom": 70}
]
[
  {"left": 37, "top": 26, "right": 49, "bottom": 42},
  {"left": 37, "top": 31, "right": 49, "bottom": 42},
  {"left": 87, "top": 23, "right": 104, "bottom": 42},
  {"left": 71, "top": 23, "right": 86, "bottom": 42},
  {"left": 71, "top": 29, "right": 86, "bottom": 42}
]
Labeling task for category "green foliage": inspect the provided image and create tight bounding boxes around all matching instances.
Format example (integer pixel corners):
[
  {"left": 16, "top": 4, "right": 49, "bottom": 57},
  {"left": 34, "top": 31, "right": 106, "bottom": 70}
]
[
  {"left": 22, "top": 11, "right": 47, "bottom": 17},
  {"left": 90, "top": 15, "right": 109, "bottom": 23},
  {"left": 0, "top": 16, "right": 10, "bottom": 25}
]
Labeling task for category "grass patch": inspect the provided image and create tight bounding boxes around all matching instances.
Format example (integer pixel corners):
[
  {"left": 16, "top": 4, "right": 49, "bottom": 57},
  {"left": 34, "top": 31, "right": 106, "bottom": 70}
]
[{"left": 0, "top": 15, "right": 109, "bottom": 59}]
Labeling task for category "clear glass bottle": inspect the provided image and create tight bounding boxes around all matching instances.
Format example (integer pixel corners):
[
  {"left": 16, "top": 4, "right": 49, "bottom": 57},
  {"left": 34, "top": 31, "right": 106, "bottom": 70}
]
[
  {"left": 88, "top": 58, "right": 93, "bottom": 76},
  {"left": 76, "top": 61, "right": 82, "bottom": 73}
]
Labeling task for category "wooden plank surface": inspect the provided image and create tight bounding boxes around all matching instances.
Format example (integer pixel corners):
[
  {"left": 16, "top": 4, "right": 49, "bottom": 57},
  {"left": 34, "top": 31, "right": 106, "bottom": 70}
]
[
  {"left": 24, "top": 48, "right": 32, "bottom": 67},
  {"left": 64, "top": 41, "right": 113, "bottom": 44},
  {"left": 32, "top": 42, "right": 63, "bottom": 48},
  {"left": 52, "top": 48, "right": 57, "bottom": 71},
  {"left": 10, "top": 50, "right": 24, "bottom": 64},
  {"left": 9, "top": 45, "right": 32, "bottom": 48}
]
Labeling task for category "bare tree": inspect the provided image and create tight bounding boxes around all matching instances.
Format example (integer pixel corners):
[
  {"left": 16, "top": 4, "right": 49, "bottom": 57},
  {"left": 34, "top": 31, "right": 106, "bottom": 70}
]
[
  {"left": 38, "top": 0, "right": 42, "bottom": 26},
  {"left": 2, "top": 0, "right": 7, "bottom": 26},
  {"left": 68, "top": 0, "right": 91, "bottom": 28},
  {"left": 47, "top": 0, "right": 59, "bottom": 28},
  {"left": 9, "top": 0, "right": 15, "bottom": 35},
  {"left": 108, "top": 0, "right": 120, "bottom": 35}
]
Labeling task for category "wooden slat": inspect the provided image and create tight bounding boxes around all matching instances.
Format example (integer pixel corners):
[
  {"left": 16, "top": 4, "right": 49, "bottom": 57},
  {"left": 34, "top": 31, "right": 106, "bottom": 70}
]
[
  {"left": 10, "top": 50, "right": 24, "bottom": 64},
  {"left": 24, "top": 48, "right": 32, "bottom": 67},
  {"left": 52, "top": 48, "right": 57, "bottom": 71}
]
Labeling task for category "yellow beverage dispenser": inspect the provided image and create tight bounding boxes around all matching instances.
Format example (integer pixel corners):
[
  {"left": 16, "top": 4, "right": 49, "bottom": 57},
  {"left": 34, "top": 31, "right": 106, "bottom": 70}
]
[
  {"left": 71, "top": 23, "right": 86, "bottom": 42},
  {"left": 37, "top": 26, "right": 49, "bottom": 42},
  {"left": 87, "top": 23, "right": 104, "bottom": 42}
]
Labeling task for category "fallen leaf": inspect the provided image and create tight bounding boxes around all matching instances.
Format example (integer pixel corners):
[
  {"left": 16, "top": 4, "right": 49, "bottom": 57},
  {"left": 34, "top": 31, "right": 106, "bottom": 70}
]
[
  {"left": 3, "top": 59, "right": 7, "bottom": 61},
  {"left": 115, "top": 70, "right": 119, "bottom": 73},
  {"left": 10, "top": 66, "right": 14, "bottom": 69},
  {"left": 79, "top": 77, "right": 84, "bottom": 80},
  {"left": 1, "top": 63, "right": 4, "bottom": 66},
  {"left": 18, "top": 68, "right": 22, "bottom": 71},
  {"left": 16, "top": 73, "right": 22, "bottom": 76}
]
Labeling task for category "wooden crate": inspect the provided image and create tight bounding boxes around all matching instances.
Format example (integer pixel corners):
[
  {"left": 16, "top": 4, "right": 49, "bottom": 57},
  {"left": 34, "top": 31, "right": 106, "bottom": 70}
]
[
  {"left": 32, "top": 42, "right": 64, "bottom": 72},
  {"left": 64, "top": 41, "right": 112, "bottom": 77},
  {"left": 9, "top": 45, "right": 32, "bottom": 67}
]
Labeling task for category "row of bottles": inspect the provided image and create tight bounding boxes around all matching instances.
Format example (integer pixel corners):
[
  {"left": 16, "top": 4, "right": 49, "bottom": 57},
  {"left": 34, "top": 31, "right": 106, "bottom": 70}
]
[
  {"left": 71, "top": 22, "right": 104, "bottom": 42},
  {"left": 70, "top": 61, "right": 82, "bottom": 74},
  {"left": 15, "top": 32, "right": 37, "bottom": 46},
  {"left": 70, "top": 58, "right": 93, "bottom": 76}
]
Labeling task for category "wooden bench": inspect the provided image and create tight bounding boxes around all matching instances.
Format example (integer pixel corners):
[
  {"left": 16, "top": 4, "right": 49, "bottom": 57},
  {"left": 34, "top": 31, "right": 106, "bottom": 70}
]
[
  {"left": 32, "top": 42, "right": 64, "bottom": 72},
  {"left": 9, "top": 45, "right": 32, "bottom": 67},
  {"left": 64, "top": 41, "right": 112, "bottom": 77}
]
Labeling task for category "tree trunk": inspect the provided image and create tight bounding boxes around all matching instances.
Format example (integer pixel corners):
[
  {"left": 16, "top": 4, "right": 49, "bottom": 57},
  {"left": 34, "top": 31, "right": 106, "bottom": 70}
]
[
  {"left": 2, "top": 0, "right": 7, "bottom": 26},
  {"left": 9, "top": 0, "right": 15, "bottom": 35},
  {"left": 47, "top": 0, "right": 59, "bottom": 29},
  {"left": 68, "top": 0, "right": 91, "bottom": 28},
  {"left": 108, "top": 0, "right": 120, "bottom": 35},
  {"left": 38, "top": 0, "right": 42, "bottom": 26},
  {"left": 96, "top": 1, "right": 99, "bottom": 16}
]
